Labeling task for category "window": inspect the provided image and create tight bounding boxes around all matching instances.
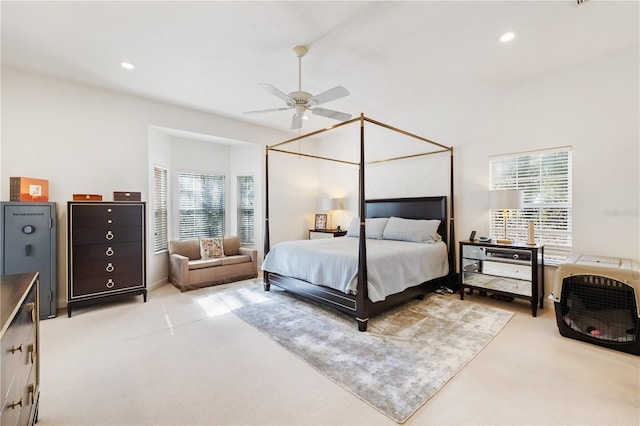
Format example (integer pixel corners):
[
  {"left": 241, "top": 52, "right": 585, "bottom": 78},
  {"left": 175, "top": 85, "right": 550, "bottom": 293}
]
[
  {"left": 153, "top": 166, "right": 168, "bottom": 253},
  {"left": 490, "top": 147, "right": 572, "bottom": 263},
  {"left": 237, "top": 175, "right": 255, "bottom": 244},
  {"left": 178, "top": 172, "right": 225, "bottom": 240}
]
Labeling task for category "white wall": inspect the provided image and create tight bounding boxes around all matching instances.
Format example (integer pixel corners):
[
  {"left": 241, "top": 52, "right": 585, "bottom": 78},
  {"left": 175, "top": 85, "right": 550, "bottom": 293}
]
[
  {"left": 313, "top": 45, "right": 639, "bottom": 276},
  {"left": 453, "top": 45, "right": 639, "bottom": 261},
  {"left": 1, "top": 66, "right": 291, "bottom": 310}
]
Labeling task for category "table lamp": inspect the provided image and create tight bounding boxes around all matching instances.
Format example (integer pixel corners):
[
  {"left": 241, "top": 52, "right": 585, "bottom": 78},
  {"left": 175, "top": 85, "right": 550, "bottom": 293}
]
[
  {"left": 319, "top": 197, "right": 343, "bottom": 229},
  {"left": 488, "top": 189, "right": 524, "bottom": 244}
]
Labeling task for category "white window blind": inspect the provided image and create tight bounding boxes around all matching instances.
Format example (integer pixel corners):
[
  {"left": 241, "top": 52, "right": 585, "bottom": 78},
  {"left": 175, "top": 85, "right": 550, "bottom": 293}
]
[
  {"left": 237, "top": 175, "right": 255, "bottom": 244},
  {"left": 490, "top": 147, "right": 572, "bottom": 263},
  {"left": 178, "top": 172, "right": 225, "bottom": 240},
  {"left": 153, "top": 166, "right": 168, "bottom": 253}
]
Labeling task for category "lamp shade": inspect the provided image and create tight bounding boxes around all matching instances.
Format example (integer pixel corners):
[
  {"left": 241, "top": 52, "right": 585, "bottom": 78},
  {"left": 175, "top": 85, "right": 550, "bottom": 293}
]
[
  {"left": 320, "top": 197, "right": 343, "bottom": 211},
  {"left": 488, "top": 189, "right": 524, "bottom": 210}
]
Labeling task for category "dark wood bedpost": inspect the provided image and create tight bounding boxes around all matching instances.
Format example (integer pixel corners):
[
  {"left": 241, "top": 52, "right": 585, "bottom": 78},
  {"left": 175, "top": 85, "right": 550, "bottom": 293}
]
[
  {"left": 356, "top": 113, "right": 369, "bottom": 331},
  {"left": 449, "top": 147, "right": 456, "bottom": 280},
  {"left": 264, "top": 146, "right": 271, "bottom": 291}
]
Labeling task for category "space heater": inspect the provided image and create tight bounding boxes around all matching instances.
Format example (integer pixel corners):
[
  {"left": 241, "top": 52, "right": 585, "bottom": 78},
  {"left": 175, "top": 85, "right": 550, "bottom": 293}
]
[{"left": 553, "top": 254, "right": 640, "bottom": 355}]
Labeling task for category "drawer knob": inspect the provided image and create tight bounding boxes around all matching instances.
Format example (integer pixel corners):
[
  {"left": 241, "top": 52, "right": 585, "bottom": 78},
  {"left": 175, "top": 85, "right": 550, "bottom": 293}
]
[
  {"left": 107, "top": 219, "right": 113, "bottom": 224},
  {"left": 8, "top": 399, "right": 22, "bottom": 409},
  {"left": 10, "top": 344, "right": 23, "bottom": 354},
  {"left": 105, "top": 230, "right": 114, "bottom": 240},
  {"left": 106, "top": 263, "right": 115, "bottom": 273},
  {"left": 105, "top": 247, "right": 114, "bottom": 257},
  {"left": 106, "top": 278, "right": 115, "bottom": 289}
]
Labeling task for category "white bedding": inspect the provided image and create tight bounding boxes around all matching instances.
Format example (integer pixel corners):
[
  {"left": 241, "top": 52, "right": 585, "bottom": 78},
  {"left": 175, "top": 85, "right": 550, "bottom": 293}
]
[{"left": 261, "top": 236, "right": 449, "bottom": 302}]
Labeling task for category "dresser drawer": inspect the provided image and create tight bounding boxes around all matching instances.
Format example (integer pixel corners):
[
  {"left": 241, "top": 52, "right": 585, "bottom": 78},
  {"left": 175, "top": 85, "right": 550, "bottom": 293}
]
[
  {"left": 1, "top": 388, "right": 20, "bottom": 426},
  {"left": 70, "top": 204, "right": 143, "bottom": 218},
  {"left": 71, "top": 241, "right": 142, "bottom": 262},
  {"left": 71, "top": 225, "right": 143, "bottom": 245},
  {"left": 1, "top": 291, "right": 36, "bottom": 401},
  {"left": 72, "top": 257, "right": 143, "bottom": 280},
  {"left": 18, "top": 364, "right": 38, "bottom": 426},
  {"left": 71, "top": 273, "right": 145, "bottom": 298},
  {"left": 1, "top": 347, "right": 37, "bottom": 426},
  {"left": 72, "top": 212, "right": 143, "bottom": 228}
]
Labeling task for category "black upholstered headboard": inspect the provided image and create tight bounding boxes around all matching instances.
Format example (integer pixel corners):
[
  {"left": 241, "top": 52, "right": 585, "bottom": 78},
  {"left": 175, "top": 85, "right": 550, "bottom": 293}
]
[{"left": 365, "top": 196, "right": 448, "bottom": 245}]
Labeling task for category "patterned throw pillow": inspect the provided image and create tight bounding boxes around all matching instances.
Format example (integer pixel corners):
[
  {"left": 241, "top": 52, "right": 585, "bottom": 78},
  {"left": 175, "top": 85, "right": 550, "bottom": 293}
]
[{"left": 199, "top": 237, "right": 224, "bottom": 259}]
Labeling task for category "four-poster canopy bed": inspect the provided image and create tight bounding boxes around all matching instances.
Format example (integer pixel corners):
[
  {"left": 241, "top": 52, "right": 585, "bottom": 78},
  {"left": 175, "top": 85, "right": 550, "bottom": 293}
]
[{"left": 262, "top": 114, "right": 455, "bottom": 331}]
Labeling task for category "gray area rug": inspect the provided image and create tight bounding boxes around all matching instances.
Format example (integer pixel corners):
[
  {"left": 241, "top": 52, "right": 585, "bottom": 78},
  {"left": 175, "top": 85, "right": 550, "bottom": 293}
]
[{"left": 211, "top": 283, "right": 514, "bottom": 423}]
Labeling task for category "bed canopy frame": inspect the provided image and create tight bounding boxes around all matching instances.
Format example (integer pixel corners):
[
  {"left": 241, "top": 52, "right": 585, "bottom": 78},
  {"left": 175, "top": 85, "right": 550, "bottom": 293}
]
[{"left": 263, "top": 113, "right": 455, "bottom": 331}]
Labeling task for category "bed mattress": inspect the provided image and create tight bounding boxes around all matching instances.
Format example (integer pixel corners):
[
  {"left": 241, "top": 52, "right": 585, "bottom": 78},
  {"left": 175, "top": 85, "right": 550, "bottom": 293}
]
[{"left": 261, "top": 236, "right": 449, "bottom": 302}]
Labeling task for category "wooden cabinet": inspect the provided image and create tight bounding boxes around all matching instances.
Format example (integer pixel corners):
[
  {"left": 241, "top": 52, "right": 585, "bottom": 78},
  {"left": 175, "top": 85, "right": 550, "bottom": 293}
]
[
  {"left": 459, "top": 240, "right": 544, "bottom": 316},
  {"left": 1, "top": 272, "right": 40, "bottom": 426},
  {"left": 309, "top": 229, "right": 347, "bottom": 239},
  {"left": 67, "top": 202, "right": 146, "bottom": 317}
]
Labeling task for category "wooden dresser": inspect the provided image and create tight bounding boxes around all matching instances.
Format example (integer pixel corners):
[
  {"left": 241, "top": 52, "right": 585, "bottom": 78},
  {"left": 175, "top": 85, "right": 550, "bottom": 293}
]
[
  {"left": 1, "top": 272, "right": 40, "bottom": 426},
  {"left": 67, "top": 202, "right": 147, "bottom": 317}
]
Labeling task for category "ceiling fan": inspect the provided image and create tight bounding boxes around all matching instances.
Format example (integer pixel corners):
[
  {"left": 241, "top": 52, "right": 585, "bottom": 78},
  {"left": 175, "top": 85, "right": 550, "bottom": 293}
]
[{"left": 245, "top": 45, "right": 352, "bottom": 130}]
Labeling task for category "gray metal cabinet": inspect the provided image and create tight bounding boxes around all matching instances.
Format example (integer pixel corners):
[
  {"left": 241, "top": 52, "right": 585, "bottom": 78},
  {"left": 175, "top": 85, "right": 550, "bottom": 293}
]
[{"left": 1, "top": 202, "right": 57, "bottom": 319}]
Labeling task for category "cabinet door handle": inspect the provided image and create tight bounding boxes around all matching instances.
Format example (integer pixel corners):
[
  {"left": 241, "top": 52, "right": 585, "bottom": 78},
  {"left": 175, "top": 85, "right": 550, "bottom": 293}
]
[
  {"left": 105, "top": 247, "right": 114, "bottom": 257},
  {"left": 28, "top": 384, "right": 36, "bottom": 404},
  {"left": 106, "top": 278, "right": 115, "bottom": 289},
  {"left": 105, "top": 230, "right": 114, "bottom": 240},
  {"left": 28, "top": 343, "right": 37, "bottom": 364},
  {"left": 105, "top": 263, "right": 115, "bottom": 273},
  {"left": 10, "top": 344, "right": 23, "bottom": 354},
  {"left": 25, "top": 302, "right": 36, "bottom": 322}
]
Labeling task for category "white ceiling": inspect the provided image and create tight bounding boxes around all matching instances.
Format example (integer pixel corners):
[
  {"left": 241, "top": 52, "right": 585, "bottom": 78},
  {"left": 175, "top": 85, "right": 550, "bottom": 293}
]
[{"left": 2, "top": 1, "right": 638, "bottom": 134}]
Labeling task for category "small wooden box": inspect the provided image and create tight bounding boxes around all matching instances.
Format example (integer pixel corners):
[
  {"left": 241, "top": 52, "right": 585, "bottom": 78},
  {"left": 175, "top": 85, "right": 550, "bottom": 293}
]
[
  {"left": 73, "top": 194, "right": 103, "bottom": 201},
  {"left": 113, "top": 191, "right": 141, "bottom": 202},
  {"left": 10, "top": 177, "right": 49, "bottom": 202}
]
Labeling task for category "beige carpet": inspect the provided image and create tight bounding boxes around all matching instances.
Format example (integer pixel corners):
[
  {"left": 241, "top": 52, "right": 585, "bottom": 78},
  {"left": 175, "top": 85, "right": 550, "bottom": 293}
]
[{"left": 210, "top": 283, "right": 514, "bottom": 424}]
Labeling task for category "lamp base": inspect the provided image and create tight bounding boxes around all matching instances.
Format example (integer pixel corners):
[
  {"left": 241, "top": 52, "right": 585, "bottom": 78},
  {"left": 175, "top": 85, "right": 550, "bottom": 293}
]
[{"left": 496, "top": 238, "right": 513, "bottom": 244}]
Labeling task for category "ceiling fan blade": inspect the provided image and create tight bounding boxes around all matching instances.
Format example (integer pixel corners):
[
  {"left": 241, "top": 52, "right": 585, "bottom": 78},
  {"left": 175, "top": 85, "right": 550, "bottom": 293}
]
[
  {"left": 291, "top": 113, "right": 304, "bottom": 130},
  {"left": 311, "top": 107, "right": 352, "bottom": 121},
  {"left": 244, "top": 107, "right": 292, "bottom": 114},
  {"left": 258, "top": 83, "right": 293, "bottom": 103},
  {"left": 308, "top": 86, "right": 349, "bottom": 106}
]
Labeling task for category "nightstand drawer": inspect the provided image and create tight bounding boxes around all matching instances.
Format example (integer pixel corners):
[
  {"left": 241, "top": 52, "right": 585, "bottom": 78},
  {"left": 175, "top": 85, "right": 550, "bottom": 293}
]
[{"left": 483, "top": 261, "right": 531, "bottom": 281}]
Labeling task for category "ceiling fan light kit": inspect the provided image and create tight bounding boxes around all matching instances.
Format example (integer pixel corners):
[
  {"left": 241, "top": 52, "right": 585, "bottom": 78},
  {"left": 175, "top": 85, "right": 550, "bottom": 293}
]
[{"left": 244, "top": 45, "right": 352, "bottom": 129}]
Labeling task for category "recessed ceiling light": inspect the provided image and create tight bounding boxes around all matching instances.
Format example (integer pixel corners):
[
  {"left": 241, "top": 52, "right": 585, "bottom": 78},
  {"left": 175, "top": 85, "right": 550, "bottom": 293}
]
[
  {"left": 498, "top": 30, "right": 519, "bottom": 43},
  {"left": 120, "top": 61, "right": 135, "bottom": 70}
]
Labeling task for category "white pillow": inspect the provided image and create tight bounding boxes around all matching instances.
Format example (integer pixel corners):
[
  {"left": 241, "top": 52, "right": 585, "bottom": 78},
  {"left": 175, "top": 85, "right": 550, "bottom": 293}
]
[
  {"left": 382, "top": 217, "right": 441, "bottom": 243},
  {"left": 345, "top": 217, "right": 388, "bottom": 239}
]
